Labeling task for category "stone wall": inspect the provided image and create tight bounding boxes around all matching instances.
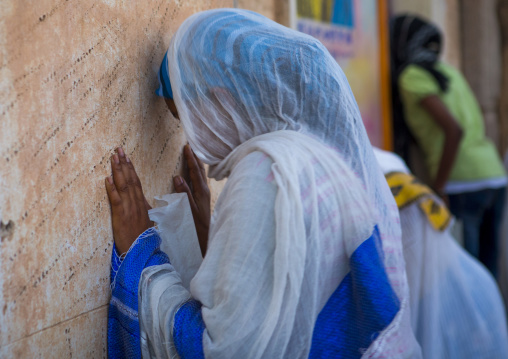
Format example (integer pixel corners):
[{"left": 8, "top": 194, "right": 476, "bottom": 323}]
[
  {"left": 460, "top": 0, "right": 503, "bottom": 149},
  {"left": 237, "top": 0, "right": 289, "bottom": 26},
  {"left": 237, "top": 0, "right": 275, "bottom": 19},
  {"left": 0, "top": 0, "right": 230, "bottom": 357}
]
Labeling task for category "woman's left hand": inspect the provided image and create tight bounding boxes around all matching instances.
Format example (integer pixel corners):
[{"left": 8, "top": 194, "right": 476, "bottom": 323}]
[
  {"left": 173, "top": 145, "right": 211, "bottom": 256},
  {"left": 105, "top": 148, "right": 152, "bottom": 254}
]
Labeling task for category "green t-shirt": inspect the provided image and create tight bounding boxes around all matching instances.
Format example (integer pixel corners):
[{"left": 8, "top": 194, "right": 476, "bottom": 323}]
[{"left": 399, "top": 62, "right": 506, "bottom": 182}]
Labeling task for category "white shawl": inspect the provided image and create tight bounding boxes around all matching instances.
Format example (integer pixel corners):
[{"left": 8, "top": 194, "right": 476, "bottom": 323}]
[{"left": 139, "top": 9, "right": 420, "bottom": 358}]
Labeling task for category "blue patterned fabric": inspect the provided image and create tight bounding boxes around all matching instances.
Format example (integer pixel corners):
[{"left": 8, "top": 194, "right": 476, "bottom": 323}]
[
  {"left": 108, "top": 228, "right": 170, "bottom": 359},
  {"left": 173, "top": 300, "right": 206, "bottom": 359},
  {"left": 309, "top": 226, "right": 401, "bottom": 358},
  {"left": 155, "top": 50, "right": 174, "bottom": 99}
]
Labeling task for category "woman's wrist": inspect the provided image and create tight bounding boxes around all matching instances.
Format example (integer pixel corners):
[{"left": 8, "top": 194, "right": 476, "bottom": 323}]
[{"left": 110, "top": 227, "right": 162, "bottom": 290}]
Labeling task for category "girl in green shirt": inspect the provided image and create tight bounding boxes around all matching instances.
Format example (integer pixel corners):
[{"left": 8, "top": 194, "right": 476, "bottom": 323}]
[{"left": 391, "top": 14, "right": 507, "bottom": 277}]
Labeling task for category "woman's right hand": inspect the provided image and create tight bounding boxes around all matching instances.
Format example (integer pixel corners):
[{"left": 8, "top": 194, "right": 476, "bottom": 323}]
[
  {"left": 173, "top": 145, "right": 211, "bottom": 256},
  {"left": 105, "top": 148, "right": 152, "bottom": 254}
]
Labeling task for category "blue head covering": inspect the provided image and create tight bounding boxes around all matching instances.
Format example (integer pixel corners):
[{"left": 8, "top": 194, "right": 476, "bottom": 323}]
[{"left": 155, "top": 50, "right": 174, "bottom": 99}]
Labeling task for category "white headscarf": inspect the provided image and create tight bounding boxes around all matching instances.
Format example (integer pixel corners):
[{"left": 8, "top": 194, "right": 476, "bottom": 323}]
[
  {"left": 168, "top": 6, "right": 407, "bottom": 296},
  {"left": 140, "top": 9, "right": 419, "bottom": 358}
]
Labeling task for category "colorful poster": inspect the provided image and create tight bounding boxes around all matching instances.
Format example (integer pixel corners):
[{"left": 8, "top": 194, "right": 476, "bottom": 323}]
[{"left": 294, "top": 0, "right": 387, "bottom": 148}]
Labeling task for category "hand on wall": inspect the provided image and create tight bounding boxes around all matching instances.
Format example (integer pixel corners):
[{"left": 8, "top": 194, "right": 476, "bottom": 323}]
[
  {"left": 173, "top": 144, "right": 211, "bottom": 257},
  {"left": 105, "top": 147, "right": 152, "bottom": 254}
]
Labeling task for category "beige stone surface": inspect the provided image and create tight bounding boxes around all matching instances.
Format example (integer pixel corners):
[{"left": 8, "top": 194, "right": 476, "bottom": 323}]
[
  {"left": 237, "top": 0, "right": 290, "bottom": 25},
  {"left": 0, "top": 0, "right": 230, "bottom": 354},
  {"left": 460, "top": 0, "right": 502, "bottom": 147},
  {"left": 0, "top": 306, "right": 108, "bottom": 358},
  {"left": 237, "top": 0, "right": 275, "bottom": 20}
]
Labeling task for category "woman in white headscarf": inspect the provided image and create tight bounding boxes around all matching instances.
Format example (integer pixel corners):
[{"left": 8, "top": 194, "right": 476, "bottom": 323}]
[
  {"left": 374, "top": 147, "right": 508, "bottom": 359},
  {"left": 106, "top": 9, "right": 420, "bottom": 358}
]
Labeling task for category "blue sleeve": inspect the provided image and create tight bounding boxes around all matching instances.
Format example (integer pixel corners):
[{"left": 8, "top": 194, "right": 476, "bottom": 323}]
[
  {"left": 107, "top": 228, "right": 169, "bottom": 359},
  {"left": 173, "top": 300, "right": 206, "bottom": 359}
]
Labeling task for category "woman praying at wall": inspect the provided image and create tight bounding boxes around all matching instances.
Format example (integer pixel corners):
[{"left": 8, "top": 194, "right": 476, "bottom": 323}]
[
  {"left": 390, "top": 15, "right": 507, "bottom": 277},
  {"left": 106, "top": 9, "right": 421, "bottom": 358}
]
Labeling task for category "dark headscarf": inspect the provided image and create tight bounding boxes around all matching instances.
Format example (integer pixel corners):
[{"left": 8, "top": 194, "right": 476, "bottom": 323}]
[{"left": 390, "top": 14, "right": 449, "bottom": 164}]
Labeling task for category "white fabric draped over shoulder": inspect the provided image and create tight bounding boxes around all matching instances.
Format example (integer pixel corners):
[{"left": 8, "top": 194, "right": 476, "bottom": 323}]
[
  {"left": 374, "top": 148, "right": 508, "bottom": 358},
  {"left": 373, "top": 147, "right": 410, "bottom": 175},
  {"left": 139, "top": 9, "right": 420, "bottom": 358}
]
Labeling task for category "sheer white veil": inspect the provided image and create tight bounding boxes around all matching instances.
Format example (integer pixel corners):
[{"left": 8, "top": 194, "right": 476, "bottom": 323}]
[
  {"left": 167, "top": 6, "right": 405, "bottom": 298},
  {"left": 159, "top": 8, "right": 416, "bottom": 358}
]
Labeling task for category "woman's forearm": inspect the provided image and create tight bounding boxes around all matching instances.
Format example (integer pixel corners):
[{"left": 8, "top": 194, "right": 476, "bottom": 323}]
[
  {"left": 420, "top": 95, "right": 464, "bottom": 193},
  {"left": 434, "top": 126, "right": 463, "bottom": 193}
]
